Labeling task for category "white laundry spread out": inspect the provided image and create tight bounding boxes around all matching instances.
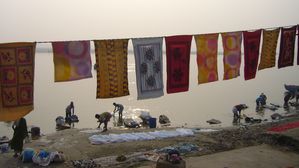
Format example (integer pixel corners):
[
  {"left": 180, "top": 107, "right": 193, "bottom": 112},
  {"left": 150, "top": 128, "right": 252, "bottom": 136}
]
[{"left": 88, "top": 128, "right": 194, "bottom": 145}]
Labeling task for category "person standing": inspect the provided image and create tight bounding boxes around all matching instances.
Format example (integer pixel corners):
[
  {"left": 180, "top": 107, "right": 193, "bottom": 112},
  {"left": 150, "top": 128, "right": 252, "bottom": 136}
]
[
  {"left": 113, "top": 102, "right": 124, "bottom": 121},
  {"left": 95, "top": 112, "right": 112, "bottom": 132},
  {"left": 65, "top": 101, "right": 74, "bottom": 122},
  {"left": 9, "top": 117, "right": 28, "bottom": 157}
]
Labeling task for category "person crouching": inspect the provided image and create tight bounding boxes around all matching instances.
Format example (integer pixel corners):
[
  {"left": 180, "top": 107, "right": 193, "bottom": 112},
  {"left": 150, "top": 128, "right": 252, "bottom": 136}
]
[{"left": 95, "top": 112, "right": 112, "bottom": 132}]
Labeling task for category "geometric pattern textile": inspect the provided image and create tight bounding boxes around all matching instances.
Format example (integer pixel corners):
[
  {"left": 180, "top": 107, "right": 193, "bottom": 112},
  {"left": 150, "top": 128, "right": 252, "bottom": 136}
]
[
  {"left": 243, "top": 30, "right": 262, "bottom": 80},
  {"left": 221, "top": 32, "right": 242, "bottom": 80},
  {"left": 132, "top": 38, "right": 164, "bottom": 99},
  {"left": 52, "top": 41, "right": 92, "bottom": 82},
  {"left": 278, "top": 26, "right": 296, "bottom": 69},
  {"left": 258, "top": 28, "right": 280, "bottom": 70},
  {"left": 165, "top": 35, "right": 192, "bottom": 94},
  {"left": 194, "top": 34, "right": 219, "bottom": 84},
  {"left": 0, "top": 42, "right": 36, "bottom": 121},
  {"left": 94, "top": 39, "right": 129, "bottom": 98}
]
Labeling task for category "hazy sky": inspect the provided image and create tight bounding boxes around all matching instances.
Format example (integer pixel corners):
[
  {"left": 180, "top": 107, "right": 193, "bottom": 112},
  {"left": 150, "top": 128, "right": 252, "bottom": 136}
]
[{"left": 0, "top": 0, "right": 298, "bottom": 42}]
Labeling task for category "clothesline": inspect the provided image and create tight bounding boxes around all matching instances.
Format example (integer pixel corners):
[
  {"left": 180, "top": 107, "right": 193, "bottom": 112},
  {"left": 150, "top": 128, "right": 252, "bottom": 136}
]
[{"left": 34, "top": 24, "right": 299, "bottom": 44}]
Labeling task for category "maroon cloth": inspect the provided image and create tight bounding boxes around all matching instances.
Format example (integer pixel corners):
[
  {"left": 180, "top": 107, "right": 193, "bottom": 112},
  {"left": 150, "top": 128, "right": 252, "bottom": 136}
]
[
  {"left": 243, "top": 30, "right": 262, "bottom": 80},
  {"left": 297, "top": 26, "right": 299, "bottom": 65},
  {"left": 278, "top": 26, "right": 296, "bottom": 68},
  {"left": 165, "top": 35, "right": 192, "bottom": 94}
]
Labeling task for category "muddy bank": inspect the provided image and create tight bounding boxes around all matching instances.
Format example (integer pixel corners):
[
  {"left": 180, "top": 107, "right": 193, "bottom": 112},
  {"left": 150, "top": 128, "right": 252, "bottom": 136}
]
[{"left": 1, "top": 116, "right": 299, "bottom": 168}]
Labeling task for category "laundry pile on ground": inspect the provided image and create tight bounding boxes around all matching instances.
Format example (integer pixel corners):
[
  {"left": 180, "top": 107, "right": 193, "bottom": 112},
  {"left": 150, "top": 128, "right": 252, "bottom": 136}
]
[{"left": 88, "top": 128, "right": 194, "bottom": 144}]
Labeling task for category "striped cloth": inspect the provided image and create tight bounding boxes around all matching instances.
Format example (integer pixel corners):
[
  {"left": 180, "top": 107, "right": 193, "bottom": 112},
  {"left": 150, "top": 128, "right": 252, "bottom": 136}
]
[
  {"left": 165, "top": 35, "right": 192, "bottom": 94},
  {"left": 132, "top": 38, "right": 164, "bottom": 99},
  {"left": 258, "top": 28, "right": 280, "bottom": 70},
  {"left": 0, "top": 42, "right": 36, "bottom": 121},
  {"left": 52, "top": 41, "right": 92, "bottom": 82},
  {"left": 221, "top": 32, "right": 242, "bottom": 80},
  {"left": 243, "top": 30, "right": 262, "bottom": 80},
  {"left": 94, "top": 39, "right": 129, "bottom": 98},
  {"left": 278, "top": 26, "right": 296, "bottom": 68},
  {"left": 194, "top": 34, "right": 219, "bottom": 84}
]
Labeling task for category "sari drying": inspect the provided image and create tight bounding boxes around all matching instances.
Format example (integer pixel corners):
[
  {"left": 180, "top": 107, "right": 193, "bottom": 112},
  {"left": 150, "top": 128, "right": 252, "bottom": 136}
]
[
  {"left": 132, "top": 38, "right": 164, "bottom": 99},
  {"left": 165, "top": 35, "right": 192, "bottom": 94},
  {"left": 0, "top": 43, "right": 36, "bottom": 121},
  {"left": 94, "top": 39, "right": 129, "bottom": 98}
]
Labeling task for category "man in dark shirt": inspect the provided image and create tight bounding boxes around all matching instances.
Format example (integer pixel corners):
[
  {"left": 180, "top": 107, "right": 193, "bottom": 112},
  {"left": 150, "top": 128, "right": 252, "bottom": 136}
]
[
  {"left": 232, "top": 104, "right": 248, "bottom": 119},
  {"left": 95, "top": 112, "right": 112, "bottom": 132}
]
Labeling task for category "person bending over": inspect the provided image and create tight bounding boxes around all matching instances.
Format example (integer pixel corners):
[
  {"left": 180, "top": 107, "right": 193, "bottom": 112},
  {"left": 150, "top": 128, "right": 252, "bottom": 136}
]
[
  {"left": 95, "top": 112, "right": 112, "bottom": 132},
  {"left": 232, "top": 104, "right": 248, "bottom": 119},
  {"left": 113, "top": 102, "right": 124, "bottom": 121}
]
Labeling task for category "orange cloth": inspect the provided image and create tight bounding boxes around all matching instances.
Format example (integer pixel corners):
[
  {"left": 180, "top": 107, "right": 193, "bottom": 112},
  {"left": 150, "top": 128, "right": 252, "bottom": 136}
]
[
  {"left": 194, "top": 34, "right": 219, "bottom": 84},
  {"left": 94, "top": 39, "right": 129, "bottom": 98},
  {"left": 258, "top": 28, "right": 280, "bottom": 70},
  {"left": 0, "top": 42, "right": 36, "bottom": 121}
]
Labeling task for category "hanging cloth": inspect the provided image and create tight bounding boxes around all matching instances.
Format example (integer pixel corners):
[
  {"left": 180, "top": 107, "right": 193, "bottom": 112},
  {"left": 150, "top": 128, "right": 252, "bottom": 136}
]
[
  {"left": 94, "top": 39, "right": 129, "bottom": 98},
  {"left": 297, "top": 25, "right": 299, "bottom": 65},
  {"left": 194, "top": 33, "right": 219, "bottom": 84},
  {"left": 243, "top": 30, "right": 262, "bottom": 80},
  {"left": 165, "top": 35, "right": 192, "bottom": 94},
  {"left": 132, "top": 38, "right": 164, "bottom": 99},
  {"left": 258, "top": 28, "right": 280, "bottom": 70},
  {"left": 221, "top": 32, "right": 242, "bottom": 80},
  {"left": 0, "top": 42, "right": 36, "bottom": 121},
  {"left": 278, "top": 26, "right": 296, "bottom": 68},
  {"left": 52, "top": 41, "right": 92, "bottom": 82}
]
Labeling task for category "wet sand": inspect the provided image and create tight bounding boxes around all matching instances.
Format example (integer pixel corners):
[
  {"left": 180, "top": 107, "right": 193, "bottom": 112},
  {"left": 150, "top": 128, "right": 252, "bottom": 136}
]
[{"left": 1, "top": 115, "right": 299, "bottom": 168}]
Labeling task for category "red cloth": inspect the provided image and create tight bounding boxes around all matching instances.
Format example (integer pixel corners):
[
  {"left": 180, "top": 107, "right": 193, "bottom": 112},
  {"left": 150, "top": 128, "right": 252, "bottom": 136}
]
[
  {"left": 278, "top": 26, "right": 296, "bottom": 68},
  {"left": 165, "top": 35, "right": 192, "bottom": 94},
  {"left": 243, "top": 30, "right": 262, "bottom": 80},
  {"left": 268, "top": 121, "right": 299, "bottom": 132},
  {"left": 297, "top": 26, "right": 299, "bottom": 65}
]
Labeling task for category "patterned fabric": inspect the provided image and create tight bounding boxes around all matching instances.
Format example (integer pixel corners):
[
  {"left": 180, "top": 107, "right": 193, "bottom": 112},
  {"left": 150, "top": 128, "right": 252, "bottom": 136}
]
[
  {"left": 132, "top": 38, "right": 164, "bottom": 99},
  {"left": 243, "top": 30, "right": 262, "bottom": 80},
  {"left": 258, "top": 28, "right": 280, "bottom": 70},
  {"left": 165, "top": 35, "right": 192, "bottom": 94},
  {"left": 297, "top": 26, "right": 299, "bottom": 65},
  {"left": 194, "top": 34, "right": 219, "bottom": 84},
  {"left": 221, "top": 32, "right": 242, "bottom": 80},
  {"left": 52, "top": 41, "right": 92, "bottom": 82},
  {"left": 94, "top": 39, "right": 129, "bottom": 98},
  {"left": 0, "top": 43, "right": 35, "bottom": 121},
  {"left": 278, "top": 26, "right": 296, "bottom": 68}
]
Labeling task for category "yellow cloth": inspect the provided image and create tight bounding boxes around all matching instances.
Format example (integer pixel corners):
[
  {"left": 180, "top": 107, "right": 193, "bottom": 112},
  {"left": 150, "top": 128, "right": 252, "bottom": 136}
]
[
  {"left": 0, "top": 42, "right": 35, "bottom": 121},
  {"left": 258, "top": 28, "right": 280, "bottom": 70},
  {"left": 195, "top": 34, "right": 219, "bottom": 84},
  {"left": 94, "top": 39, "right": 129, "bottom": 98}
]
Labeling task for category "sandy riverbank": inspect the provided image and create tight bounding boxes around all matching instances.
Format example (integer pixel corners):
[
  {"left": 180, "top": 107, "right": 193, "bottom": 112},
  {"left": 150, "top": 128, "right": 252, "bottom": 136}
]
[{"left": 1, "top": 115, "right": 299, "bottom": 168}]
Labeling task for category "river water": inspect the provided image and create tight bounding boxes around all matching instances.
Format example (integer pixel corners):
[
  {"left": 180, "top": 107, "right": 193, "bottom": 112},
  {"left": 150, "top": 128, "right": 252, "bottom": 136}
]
[{"left": 1, "top": 42, "right": 299, "bottom": 138}]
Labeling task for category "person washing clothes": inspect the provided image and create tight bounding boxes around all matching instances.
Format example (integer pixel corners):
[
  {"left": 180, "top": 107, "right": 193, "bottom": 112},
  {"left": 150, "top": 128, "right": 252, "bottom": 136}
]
[
  {"left": 113, "top": 102, "right": 124, "bottom": 121},
  {"left": 65, "top": 101, "right": 74, "bottom": 124},
  {"left": 95, "top": 112, "right": 112, "bottom": 132},
  {"left": 232, "top": 104, "right": 248, "bottom": 119},
  {"left": 256, "top": 93, "right": 267, "bottom": 110}
]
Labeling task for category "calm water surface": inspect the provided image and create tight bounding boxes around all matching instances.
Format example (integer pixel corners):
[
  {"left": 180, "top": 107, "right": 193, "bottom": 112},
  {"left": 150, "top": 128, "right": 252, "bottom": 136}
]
[{"left": 1, "top": 42, "right": 299, "bottom": 138}]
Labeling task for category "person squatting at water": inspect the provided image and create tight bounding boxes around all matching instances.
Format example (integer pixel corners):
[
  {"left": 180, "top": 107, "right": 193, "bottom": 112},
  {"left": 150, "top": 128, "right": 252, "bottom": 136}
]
[
  {"left": 256, "top": 93, "right": 267, "bottom": 110},
  {"left": 232, "top": 104, "right": 248, "bottom": 119},
  {"left": 113, "top": 102, "right": 124, "bottom": 121},
  {"left": 9, "top": 117, "right": 28, "bottom": 158},
  {"left": 95, "top": 112, "right": 112, "bottom": 132}
]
